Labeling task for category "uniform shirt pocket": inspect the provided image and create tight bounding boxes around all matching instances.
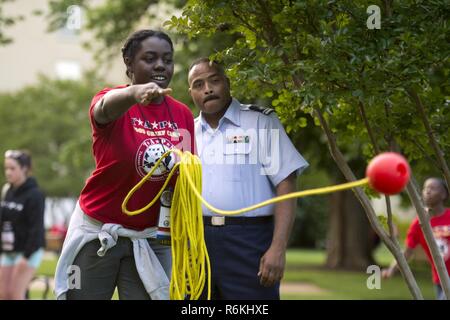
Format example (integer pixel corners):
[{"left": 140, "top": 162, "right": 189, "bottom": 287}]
[{"left": 223, "top": 142, "right": 252, "bottom": 181}]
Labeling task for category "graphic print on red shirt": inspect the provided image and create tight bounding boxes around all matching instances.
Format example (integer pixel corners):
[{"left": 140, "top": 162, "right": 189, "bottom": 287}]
[
  {"left": 79, "top": 85, "right": 195, "bottom": 230},
  {"left": 405, "top": 208, "right": 450, "bottom": 284},
  {"left": 135, "top": 136, "right": 176, "bottom": 180}
]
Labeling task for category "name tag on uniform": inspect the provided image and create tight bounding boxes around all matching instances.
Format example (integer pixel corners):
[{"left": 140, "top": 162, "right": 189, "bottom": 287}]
[{"left": 224, "top": 135, "right": 251, "bottom": 155}]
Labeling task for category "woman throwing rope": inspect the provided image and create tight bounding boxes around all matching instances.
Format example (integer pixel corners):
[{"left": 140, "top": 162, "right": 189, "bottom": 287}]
[{"left": 54, "top": 30, "right": 195, "bottom": 300}]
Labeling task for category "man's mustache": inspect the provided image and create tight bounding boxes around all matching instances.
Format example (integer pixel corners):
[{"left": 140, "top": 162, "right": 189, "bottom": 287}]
[{"left": 204, "top": 95, "right": 220, "bottom": 103}]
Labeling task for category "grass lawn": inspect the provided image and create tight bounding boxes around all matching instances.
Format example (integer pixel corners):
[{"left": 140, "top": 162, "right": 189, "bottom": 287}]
[
  {"left": 29, "top": 252, "right": 120, "bottom": 299},
  {"left": 29, "top": 246, "right": 437, "bottom": 300},
  {"left": 282, "top": 246, "right": 436, "bottom": 300}
]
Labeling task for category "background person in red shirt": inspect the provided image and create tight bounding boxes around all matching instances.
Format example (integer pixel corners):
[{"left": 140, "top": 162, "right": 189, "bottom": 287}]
[
  {"left": 382, "top": 177, "right": 450, "bottom": 300},
  {"left": 55, "top": 29, "right": 195, "bottom": 300}
]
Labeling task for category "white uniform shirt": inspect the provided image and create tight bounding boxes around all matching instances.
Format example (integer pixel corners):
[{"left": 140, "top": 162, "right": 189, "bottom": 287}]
[{"left": 195, "top": 98, "right": 309, "bottom": 217}]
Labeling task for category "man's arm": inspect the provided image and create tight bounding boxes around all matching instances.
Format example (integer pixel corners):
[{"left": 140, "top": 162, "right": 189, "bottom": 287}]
[{"left": 258, "top": 172, "right": 297, "bottom": 287}]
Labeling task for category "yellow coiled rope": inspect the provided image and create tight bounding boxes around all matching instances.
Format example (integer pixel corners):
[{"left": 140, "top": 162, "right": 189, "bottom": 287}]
[{"left": 122, "top": 149, "right": 369, "bottom": 300}]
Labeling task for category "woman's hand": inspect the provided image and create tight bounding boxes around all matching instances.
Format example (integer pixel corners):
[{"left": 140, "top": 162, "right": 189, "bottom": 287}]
[{"left": 132, "top": 82, "right": 172, "bottom": 105}]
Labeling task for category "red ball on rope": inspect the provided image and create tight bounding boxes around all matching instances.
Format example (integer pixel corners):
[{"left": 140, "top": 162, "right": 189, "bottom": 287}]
[{"left": 366, "top": 152, "right": 411, "bottom": 195}]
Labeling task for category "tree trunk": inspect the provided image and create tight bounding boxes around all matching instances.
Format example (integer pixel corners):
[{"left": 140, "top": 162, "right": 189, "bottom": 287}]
[{"left": 326, "top": 189, "right": 376, "bottom": 270}]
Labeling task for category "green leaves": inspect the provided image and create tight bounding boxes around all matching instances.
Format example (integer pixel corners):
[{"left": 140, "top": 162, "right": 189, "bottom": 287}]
[
  {"left": 172, "top": 0, "right": 449, "bottom": 182},
  {"left": 0, "top": 75, "right": 99, "bottom": 196},
  {"left": 0, "top": 0, "right": 24, "bottom": 45}
]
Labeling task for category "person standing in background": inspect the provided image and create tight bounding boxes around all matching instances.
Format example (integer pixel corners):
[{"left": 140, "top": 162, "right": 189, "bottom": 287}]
[{"left": 0, "top": 150, "right": 46, "bottom": 300}]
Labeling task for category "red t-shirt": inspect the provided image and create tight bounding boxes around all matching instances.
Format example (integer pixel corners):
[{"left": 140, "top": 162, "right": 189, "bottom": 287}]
[
  {"left": 405, "top": 208, "right": 450, "bottom": 284},
  {"left": 79, "top": 85, "right": 195, "bottom": 230}
]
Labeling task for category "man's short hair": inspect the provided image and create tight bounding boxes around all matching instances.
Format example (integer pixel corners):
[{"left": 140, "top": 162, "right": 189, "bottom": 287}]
[{"left": 189, "top": 57, "right": 226, "bottom": 75}]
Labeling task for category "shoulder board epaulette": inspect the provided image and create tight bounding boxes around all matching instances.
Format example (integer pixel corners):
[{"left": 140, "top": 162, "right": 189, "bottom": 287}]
[{"left": 242, "top": 104, "right": 275, "bottom": 115}]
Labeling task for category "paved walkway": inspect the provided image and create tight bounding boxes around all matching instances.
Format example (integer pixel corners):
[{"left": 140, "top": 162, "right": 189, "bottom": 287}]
[{"left": 280, "top": 282, "right": 329, "bottom": 295}]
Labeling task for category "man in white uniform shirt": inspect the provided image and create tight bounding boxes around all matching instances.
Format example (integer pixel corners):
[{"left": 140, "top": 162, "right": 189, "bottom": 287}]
[{"left": 188, "top": 58, "right": 308, "bottom": 299}]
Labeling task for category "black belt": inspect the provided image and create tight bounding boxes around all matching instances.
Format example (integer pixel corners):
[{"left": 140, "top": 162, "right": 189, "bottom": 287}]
[{"left": 203, "top": 215, "right": 273, "bottom": 226}]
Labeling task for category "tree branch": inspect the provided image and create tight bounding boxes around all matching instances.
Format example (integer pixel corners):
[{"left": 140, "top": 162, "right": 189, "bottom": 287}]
[
  {"left": 357, "top": 100, "right": 380, "bottom": 154},
  {"left": 404, "top": 136, "right": 442, "bottom": 169},
  {"left": 256, "top": 0, "right": 305, "bottom": 86},
  {"left": 383, "top": 0, "right": 393, "bottom": 18},
  {"left": 357, "top": 100, "right": 397, "bottom": 240},
  {"left": 406, "top": 88, "right": 450, "bottom": 191},
  {"left": 230, "top": 6, "right": 259, "bottom": 35}
]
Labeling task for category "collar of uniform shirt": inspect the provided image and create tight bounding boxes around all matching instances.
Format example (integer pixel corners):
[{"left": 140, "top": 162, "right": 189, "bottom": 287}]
[{"left": 200, "top": 97, "right": 241, "bottom": 132}]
